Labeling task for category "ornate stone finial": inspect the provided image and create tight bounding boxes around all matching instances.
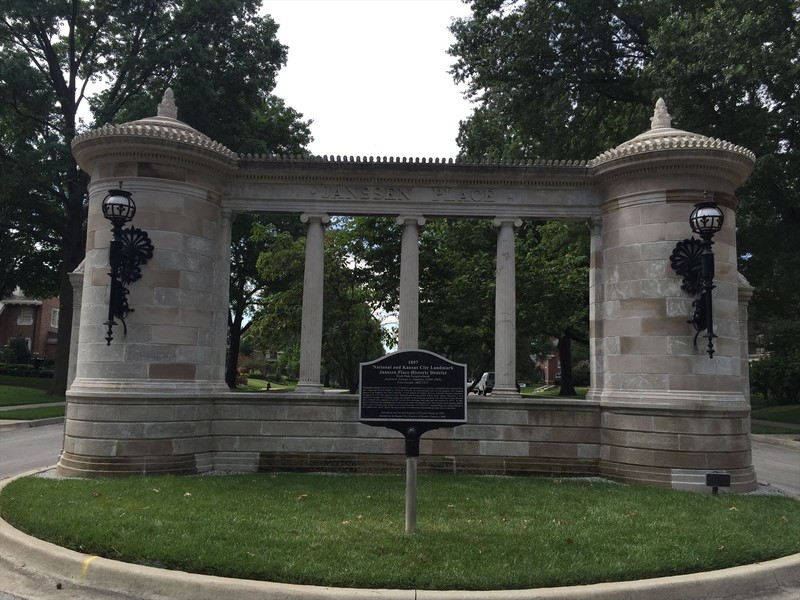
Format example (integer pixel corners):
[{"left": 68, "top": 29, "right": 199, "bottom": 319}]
[
  {"left": 157, "top": 88, "right": 178, "bottom": 119},
  {"left": 650, "top": 98, "right": 671, "bottom": 129}
]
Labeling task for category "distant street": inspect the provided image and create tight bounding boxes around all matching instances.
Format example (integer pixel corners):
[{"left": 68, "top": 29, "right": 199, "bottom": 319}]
[
  {"left": 752, "top": 438, "right": 800, "bottom": 497},
  {"left": 0, "top": 424, "right": 63, "bottom": 480}
]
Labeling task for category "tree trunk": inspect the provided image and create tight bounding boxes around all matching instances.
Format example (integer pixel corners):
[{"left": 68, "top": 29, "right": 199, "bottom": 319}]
[
  {"left": 225, "top": 313, "right": 244, "bottom": 389},
  {"left": 49, "top": 195, "right": 86, "bottom": 397},
  {"left": 557, "top": 333, "right": 576, "bottom": 396}
]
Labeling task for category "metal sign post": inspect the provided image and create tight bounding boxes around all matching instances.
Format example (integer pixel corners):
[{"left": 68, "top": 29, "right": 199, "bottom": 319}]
[
  {"left": 406, "top": 428, "right": 419, "bottom": 534},
  {"left": 360, "top": 350, "right": 467, "bottom": 535}
]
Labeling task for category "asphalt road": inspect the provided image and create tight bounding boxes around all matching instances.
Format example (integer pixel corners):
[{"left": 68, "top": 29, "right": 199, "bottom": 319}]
[
  {"left": 0, "top": 424, "right": 63, "bottom": 480},
  {"left": 752, "top": 438, "right": 800, "bottom": 497}
]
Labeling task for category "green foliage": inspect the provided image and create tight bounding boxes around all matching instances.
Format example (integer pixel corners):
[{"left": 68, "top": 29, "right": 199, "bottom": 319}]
[
  {"left": 749, "top": 320, "right": 800, "bottom": 405},
  {"left": 751, "top": 404, "right": 800, "bottom": 425},
  {"left": 0, "top": 0, "right": 311, "bottom": 394},
  {"left": 4, "top": 336, "right": 31, "bottom": 365},
  {"left": 346, "top": 217, "right": 590, "bottom": 386},
  {"left": 226, "top": 215, "right": 308, "bottom": 388},
  {"left": 0, "top": 405, "right": 64, "bottom": 420},
  {"left": 0, "top": 374, "right": 54, "bottom": 389},
  {"left": 2, "top": 474, "right": 798, "bottom": 590},
  {"left": 349, "top": 217, "right": 500, "bottom": 379},
  {"left": 0, "top": 383, "right": 62, "bottom": 407},
  {"left": 450, "top": 0, "right": 800, "bottom": 360},
  {"left": 750, "top": 351, "right": 800, "bottom": 405},
  {"left": 322, "top": 227, "right": 386, "bottom": 392},
  {"left": 249, "top": 220, "right": 385, "bottom": 392},
  {"left": 418, "top": 219, "right": 497, "bottom": 378}
]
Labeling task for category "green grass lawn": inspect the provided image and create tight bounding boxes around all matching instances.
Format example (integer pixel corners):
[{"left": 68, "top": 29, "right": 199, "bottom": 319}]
[
  {"left": 243, "top": 378, "right": 296, "bottom": 392},
  {"left": 751, "top": 404, "right": 800, "bottom": 425},
  {"left": 523, "top": 386, "right": 588, "bottom": 399},
  {"left": 0, "top": 406, "right": 65, "bottom": 420},
  {"left": 1, "top": 473, "right": 798, "bottom": 590},
  {"left": 0, "top": 384, "right": 64, "bottom": 407},
  {"left": 0, "top": 374, "right": 53, "bottom": 390}
]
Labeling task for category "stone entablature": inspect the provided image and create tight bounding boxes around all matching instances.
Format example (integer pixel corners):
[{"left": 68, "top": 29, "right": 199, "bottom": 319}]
[{"left": 224, "top": 162, "right": 601, "bottom": 219}]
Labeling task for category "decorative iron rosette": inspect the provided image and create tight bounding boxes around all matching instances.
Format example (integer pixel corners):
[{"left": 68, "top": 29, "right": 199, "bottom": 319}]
[
  {"left": 669, "top": 237, "right": 704, "bottom": 295},
  {"left": 119, "top": 226, "right": 154, "bottom": 285}
]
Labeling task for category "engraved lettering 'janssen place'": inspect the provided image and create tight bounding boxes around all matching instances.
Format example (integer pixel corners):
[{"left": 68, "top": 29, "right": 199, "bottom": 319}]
[
  {"left": 312, "top": 186, "right": 413, "bottom": 201},
  {"left": 433, "top": 188, "right": 495, "bottom": 203}
]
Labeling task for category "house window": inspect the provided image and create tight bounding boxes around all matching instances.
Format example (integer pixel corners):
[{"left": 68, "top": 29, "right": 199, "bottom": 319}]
[
  {"left": 51, "top": 308, "right": 60, "bottom": 329},
  {"left": 17, "top": 306, "right": 33, "bottom": 326}
]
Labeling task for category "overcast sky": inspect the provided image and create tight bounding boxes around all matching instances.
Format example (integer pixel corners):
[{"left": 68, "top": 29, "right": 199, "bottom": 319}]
[{"left": 262, "top": 0, "right": 475, "bottom": 159}]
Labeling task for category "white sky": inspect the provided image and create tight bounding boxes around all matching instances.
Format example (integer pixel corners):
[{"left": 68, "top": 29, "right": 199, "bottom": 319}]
[{"left": 261, "top": 0, "right": 475, "bottom": 159}]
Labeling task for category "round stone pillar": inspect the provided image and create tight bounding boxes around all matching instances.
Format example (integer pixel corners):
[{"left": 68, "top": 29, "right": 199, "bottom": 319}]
[
  {"left": 296, "top": 213, "right": 330, "bottom": 394},
  {"left": 397, "top": 215, "right": 425, "bottom": 351},
  {"left": 59, "top": 89, "right": 237, "bottom": 477},
  {"left": 589, "top": 99, "right": 757, "bottom": 492},
  {"left": 492, "top": 217, "right": 523, "bottom": 397}
]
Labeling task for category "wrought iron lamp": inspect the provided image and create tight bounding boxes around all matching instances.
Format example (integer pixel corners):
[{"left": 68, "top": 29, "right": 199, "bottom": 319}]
[
  {"left": 101, "top": 183, "right": 153, "bottom": 345},
  {"left": 669, "top": 196, "right": 725, "bottom": 358}
]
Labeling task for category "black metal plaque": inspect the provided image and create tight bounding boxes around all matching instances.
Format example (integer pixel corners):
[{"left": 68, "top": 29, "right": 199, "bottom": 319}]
[
  {"left": 706, "top": 472, "right": 731, "bottom": 488},
  {"left": 359, "top": 349, "right": 467, "bottom": 424}
]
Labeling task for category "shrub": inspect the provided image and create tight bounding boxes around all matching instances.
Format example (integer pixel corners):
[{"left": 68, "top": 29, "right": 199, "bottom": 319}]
[
  {"left": 0, "top": 366, "right": 53, "bottom": 378},
  {"left": 750, "top": 350, "right": 800, "bottom": 405},
  {"left": 571, "top": 360, "right": 590, "bottom": 387},
  {"left": 5, "top": 337, "right": 31, "bottom": 365}
]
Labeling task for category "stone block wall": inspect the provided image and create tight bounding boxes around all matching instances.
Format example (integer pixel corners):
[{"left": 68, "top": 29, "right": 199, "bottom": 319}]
[
  {"left": 59, "top": 395, "right": 214, "bottom": 477},
  {"left": 211, "top": 394, "right": 601, "bottom": 477}
]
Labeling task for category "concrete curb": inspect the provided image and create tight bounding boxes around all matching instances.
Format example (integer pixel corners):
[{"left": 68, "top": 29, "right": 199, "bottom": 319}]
[
  {"left": 2, "top": 469, "right": 800, "bottom": 600},
  {"left": 752, "top": 433, "right": 800, "bottom": 451},
  {"left": 0, "top": 416, "right": 64, "bottom": 430},
  {"left": 0, "top": 416, "right": 64, "bottom": 431}
]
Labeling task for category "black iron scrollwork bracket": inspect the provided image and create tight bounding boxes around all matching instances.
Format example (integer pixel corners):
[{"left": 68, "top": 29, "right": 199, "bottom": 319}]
[
  {"left": 105, "top": 226, "right": 154, "bottom": 345},
  {"left": 669, "top": 237, "right": 716, "bottom": 358}
]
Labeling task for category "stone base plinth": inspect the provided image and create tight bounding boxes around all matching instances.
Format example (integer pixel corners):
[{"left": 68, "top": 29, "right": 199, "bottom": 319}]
[
  {"left": 598, "top": 391, "right": 756, "bottom": 492},
  {"left": 56, "top": 392, "right": 756, "bottom": 490},
  {"left": 58, "top": 381, "right": 216, "bottom": 478}
]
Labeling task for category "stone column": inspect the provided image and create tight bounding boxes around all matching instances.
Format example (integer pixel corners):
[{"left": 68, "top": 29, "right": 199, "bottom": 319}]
[
  {"left": 295, "top": 213, "right": 330, "bottom": 394},
  {"left": 586, "top": 218, "right": 604, "bottom": 400},
  {"left": 492, "top": 217, "right": 522, "bottom": 397},
  {"left": 591, "top": 99, "right": 757, "bottom": 492},
  {"left": 66, "top": 260, "right": 85, "bottom": 391},
  {"left": 397, "top": 216, "right": 425, "bottom": 350},
  {"left": 218, "top": 209, "right": 235, "bottom": 364},
  {"left": 738, "top": 274, "right": 754, "bottom": 404},
  {"left": 59, "top": 89, "right": 235, "bottom": 477}
]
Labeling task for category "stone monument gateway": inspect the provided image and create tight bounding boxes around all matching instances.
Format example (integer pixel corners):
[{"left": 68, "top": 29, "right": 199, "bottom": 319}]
[{"left": 60, "top": 91, "right": 756, "bottom": 493}]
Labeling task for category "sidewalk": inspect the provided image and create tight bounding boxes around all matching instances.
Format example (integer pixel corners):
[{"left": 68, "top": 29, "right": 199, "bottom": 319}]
[{"left": 0, "top": 402, "right": 65, "bottom": 431}]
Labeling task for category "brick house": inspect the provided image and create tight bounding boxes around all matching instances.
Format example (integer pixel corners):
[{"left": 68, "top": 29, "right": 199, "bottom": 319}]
[
  {"left": 538, "top": 352, "right": 561, "bottom": 384},
  {"left": 0, "top": 288, "right": 60, "bottom": 361}
]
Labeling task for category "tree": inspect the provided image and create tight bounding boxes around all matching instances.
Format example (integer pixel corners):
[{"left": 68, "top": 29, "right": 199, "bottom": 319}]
[
  {"left": 347, "top": 217, "right": 498, "bottom": 381},
  {"left": 322, "top": 227, "right": 386, "bottom": 393},
  {"left": 0, "top": 0, "right": 310, "bottom": 394},
  {"left": 226, "top": 215, "right": 308, "bottom": 389},
  {"left": 451, "top": 0, "right": 800, "bottom": 386},
  {"left": 418, "top": 219, "right": 497, "bottom": 379},
  {"left": 517, "top": 221, "right": 590, "bottom": 396},
  {"left": 249, "top": 220, "right": 385, "bottom": 392}
]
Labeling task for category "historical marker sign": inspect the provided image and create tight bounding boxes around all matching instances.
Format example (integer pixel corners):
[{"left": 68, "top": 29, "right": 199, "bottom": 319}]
[
  {"left": 360, "top": 349, "right": 467, "bottom": 424},
  {"left": 360, "top": 349, "right": 467, "bottom": 535}
]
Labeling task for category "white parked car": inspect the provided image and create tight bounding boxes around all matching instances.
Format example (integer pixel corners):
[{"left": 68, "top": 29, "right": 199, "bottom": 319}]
[{"left": 476, "top": 372, "right": 494, "bottom": 395}]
